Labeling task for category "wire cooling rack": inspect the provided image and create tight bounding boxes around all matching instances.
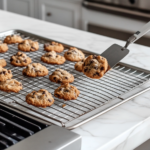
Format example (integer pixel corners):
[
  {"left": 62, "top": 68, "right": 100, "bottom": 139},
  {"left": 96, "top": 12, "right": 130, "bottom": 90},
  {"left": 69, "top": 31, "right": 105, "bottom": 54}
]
[{"left": 0, "top": 30, "right": 150, "bottom": 128}]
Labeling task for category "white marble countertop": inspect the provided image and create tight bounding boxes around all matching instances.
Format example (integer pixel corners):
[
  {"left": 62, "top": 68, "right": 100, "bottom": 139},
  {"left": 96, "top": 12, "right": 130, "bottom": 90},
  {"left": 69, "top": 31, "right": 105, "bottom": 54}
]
[{"left": 1, "top": 10, "right": 150, "bottom": 150}]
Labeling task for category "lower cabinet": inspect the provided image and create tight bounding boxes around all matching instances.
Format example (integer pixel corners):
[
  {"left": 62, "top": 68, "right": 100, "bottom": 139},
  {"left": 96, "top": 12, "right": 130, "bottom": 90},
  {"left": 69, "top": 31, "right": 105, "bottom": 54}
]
[{"left": 0, "top": 0, "right": 82, "bottom": 29}]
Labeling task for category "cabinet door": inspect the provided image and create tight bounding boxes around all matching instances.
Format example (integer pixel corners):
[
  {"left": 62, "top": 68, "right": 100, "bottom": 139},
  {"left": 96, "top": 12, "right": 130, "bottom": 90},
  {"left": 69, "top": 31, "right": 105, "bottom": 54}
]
[
  {"left": 38, "top": 0, "right": 81, "bottom": 29},
  {"left": 5, "top": 0, "right": 34, "bottom": 17}
]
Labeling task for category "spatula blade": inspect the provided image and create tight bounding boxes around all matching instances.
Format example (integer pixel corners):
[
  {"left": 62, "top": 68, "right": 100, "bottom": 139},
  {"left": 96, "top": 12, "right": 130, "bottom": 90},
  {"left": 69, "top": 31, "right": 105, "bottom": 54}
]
[{"left": 101, "top": 44, "right": 129, "bottom": 68}]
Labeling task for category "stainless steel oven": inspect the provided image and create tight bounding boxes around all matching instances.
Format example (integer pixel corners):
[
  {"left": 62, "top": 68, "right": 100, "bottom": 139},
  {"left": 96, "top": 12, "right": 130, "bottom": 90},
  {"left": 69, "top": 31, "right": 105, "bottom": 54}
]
[
  {"left": 83, "top": 0, "right": 150, "bottom": 12},
  {"left": 82, "top": 0, "right": 150, "bottom": 47}
]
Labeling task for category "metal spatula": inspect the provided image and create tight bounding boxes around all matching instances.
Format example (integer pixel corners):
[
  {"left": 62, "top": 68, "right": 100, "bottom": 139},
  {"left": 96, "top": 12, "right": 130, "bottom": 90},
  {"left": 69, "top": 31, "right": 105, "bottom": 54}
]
[{"left": 101, "top": 21, "right": 150, "bottom": 68}]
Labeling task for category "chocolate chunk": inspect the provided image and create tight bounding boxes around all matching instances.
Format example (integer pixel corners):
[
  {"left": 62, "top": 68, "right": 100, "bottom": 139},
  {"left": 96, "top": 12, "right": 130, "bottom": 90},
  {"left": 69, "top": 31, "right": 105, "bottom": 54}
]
[
  {"left": 48, "top": 54, "right": 52, "bottom": 57},
  {"left": 90, "top": 59, "right": 94, "bottom": 64},
  {"left": 81, "top": 59, "right": 84, "bottom": 62},
  {"left": 84, "top": 67, "right": 88, "bottom": 72},
  {"left": 59, "top": 88, "right": 62, "bottom": 91},
  {"left": 55, "top": 94, "right": 60, "bottom": 97},
  {"left": 19, "top": 54, "right": 22, "bottom": 56},
  {"left": 57, "top": 80, "right": 62, "bottom": 83},
  {"left": 53, "top": 77, "right": 56, "bottom": 80},
  {"left": 23, "top": 72, "right": 26, "bottom": 75},
  {"left": 94, "top": 66, "right": 98, "bottom": 70},
  {"left": 64, "top": 89, "right": 69, "bottom": 92},
  {"left": 42, "top": 91, "right": 46, "bottom": 94},
  {"left": 93, "top": 55, "right": 98, "bottom": 59},
  {"left": 16, "top": 60, "right": 19, "bottom": 63},
  {"left": 94, "top": 72, "right": 99, "bottom": 76},
  {"left": 67, "top": 51, "right": 72, "bottom": 55},
  {"left": 10, "top": 57, "right": 13, "bottom": 62},
  {"left": 0, "top": 72, "right": 2, "bottom": 75},
  {"left": 101, "top": 67, "right": 104, "bottom": 71},
  {"left": 31, "top": 46, "right": 35, "bottom": 50},
  {"left": 65, "top": 77, "right": 68, "bottom": 79},
  {"left": 3, "top": 71, "right": 6, "bottom": 74},
  {"left": 8, "top": 70, "right": 11, "bottom": 73}
]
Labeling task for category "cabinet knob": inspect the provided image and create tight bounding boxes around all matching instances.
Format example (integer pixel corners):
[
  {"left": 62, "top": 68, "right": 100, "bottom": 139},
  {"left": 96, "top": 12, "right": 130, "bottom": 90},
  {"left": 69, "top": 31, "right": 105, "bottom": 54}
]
[{"left": 47, "top": 12, "right": 52, "bottom": 16}]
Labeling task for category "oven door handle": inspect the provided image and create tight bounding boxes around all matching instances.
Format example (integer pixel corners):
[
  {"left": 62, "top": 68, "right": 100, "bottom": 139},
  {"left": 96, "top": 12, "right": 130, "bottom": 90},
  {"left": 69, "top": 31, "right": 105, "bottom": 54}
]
[{"left": 124, "top": 21, "right": 150, "bottom": 48}]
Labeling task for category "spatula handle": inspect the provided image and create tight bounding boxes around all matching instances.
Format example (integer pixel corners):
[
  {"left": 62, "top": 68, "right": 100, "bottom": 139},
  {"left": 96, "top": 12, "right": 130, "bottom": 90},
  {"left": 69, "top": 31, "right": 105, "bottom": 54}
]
[{"left": 124, "top": 21, "right": 150, "bottom": 48}]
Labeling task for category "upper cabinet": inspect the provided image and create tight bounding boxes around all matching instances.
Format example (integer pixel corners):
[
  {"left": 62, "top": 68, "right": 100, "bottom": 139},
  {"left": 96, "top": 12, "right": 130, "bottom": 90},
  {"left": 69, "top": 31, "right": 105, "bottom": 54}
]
[
  {"left": 3, "top": 0, "right": 35, "bottom": 17},
  {"left": 38, "top": 0, "right": 81, "bottom": 29}
]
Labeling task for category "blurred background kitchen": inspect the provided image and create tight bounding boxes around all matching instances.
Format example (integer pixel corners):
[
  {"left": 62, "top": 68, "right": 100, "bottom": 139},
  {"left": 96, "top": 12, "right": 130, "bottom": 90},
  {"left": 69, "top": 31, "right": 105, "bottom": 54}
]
[{"left": 0, "top": 0, "right": 150, "bottom": 46}]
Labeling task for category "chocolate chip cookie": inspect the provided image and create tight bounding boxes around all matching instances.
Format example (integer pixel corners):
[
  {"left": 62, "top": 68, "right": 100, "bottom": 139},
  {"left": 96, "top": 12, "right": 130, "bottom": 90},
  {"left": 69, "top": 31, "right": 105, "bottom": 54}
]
[
  {"left": 49, "top": 68, "right": 74, "bottom": 84},
  {"left": 41, "top": 51, "right": 66, "bottom": 65},
  {"left": 0, "top": 67, "right": 12, "bottom": 81},
  {"left": 82, "top": 55, "right": 108, "bottom": 79},
  {"left": 0, "top": 41, "right": 8, "bottom": 53},
  {"left": 23, "top": 63, "right": 48, "bottom": 77},
  {"left": 54, "top": 83, "right": 80, "bottom": 100},
  {"left": 18, "top": 39, "right": 39, "bottom": 52},
  {"left": 0, "top": 59, "right": 7, "bottom": 67},
  {"left": 4, "top": 35, "right": 23, "bottom": 44},
  {"left": 64, "top": 47, "right": 85, "bottom": 62},
  {"left": 0, "top": 79, "right": 22, "bottom": 93},
  {"left": 26, "top": 89, "right": 55, "bottom": 108},
  {"left": 74, "top": 58, "right": 86, "bottom": 72},
  {"left": 44, "top": 41, "right": 64, "bottom": 53},
  {"left": 10, "top": 52, "right": 32, "bottom": 67}
]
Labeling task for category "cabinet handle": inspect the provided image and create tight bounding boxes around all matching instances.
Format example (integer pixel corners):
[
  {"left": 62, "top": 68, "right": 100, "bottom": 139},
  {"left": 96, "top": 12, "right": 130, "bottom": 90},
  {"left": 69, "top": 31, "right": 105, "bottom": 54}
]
[{"left": 47, "top": 12, "right": 52, "bottom": 16}]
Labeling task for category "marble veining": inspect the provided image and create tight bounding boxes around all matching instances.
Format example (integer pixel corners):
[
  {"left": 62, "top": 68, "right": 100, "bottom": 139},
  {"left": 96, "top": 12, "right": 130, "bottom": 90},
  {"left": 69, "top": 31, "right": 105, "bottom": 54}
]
[{"left": 0, "top": 10, "right": 150, "bottom": 150}]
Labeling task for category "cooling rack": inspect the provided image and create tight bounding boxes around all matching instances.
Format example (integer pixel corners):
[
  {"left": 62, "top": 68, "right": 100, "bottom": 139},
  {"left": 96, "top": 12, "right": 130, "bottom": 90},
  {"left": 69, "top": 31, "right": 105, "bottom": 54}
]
[{"left": 0, "top": 30, "right": 150, "bottom": 129}]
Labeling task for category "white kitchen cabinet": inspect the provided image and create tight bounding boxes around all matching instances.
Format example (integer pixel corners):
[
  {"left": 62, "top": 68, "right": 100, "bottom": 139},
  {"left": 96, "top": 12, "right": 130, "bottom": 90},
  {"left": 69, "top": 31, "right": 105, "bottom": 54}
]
[
  {"left": 38, "top": 0, "right": 81, "bottom": 29},
  {"left": 3, "top": 0, "right": 35, "bottom": 17}
]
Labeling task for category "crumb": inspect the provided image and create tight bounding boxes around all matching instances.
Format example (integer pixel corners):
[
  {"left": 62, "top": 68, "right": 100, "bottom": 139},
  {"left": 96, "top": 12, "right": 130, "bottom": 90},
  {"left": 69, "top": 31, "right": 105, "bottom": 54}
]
[{"left": 62, "top": 104, "right": 66, "bottom": 108}]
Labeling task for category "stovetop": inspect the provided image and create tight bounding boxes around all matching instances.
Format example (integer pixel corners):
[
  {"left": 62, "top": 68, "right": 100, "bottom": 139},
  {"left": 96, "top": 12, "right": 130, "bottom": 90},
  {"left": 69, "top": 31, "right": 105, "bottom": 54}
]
[
  {"left": 0, "top": 104, "right": 48, "bottom": 150},
  {"left": 0, "top": 104, "right": 81, "bottom": 150}
]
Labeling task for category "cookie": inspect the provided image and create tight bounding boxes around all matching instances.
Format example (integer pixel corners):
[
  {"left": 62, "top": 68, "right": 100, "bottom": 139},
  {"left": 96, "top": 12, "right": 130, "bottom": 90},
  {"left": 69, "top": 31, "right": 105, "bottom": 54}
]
[
  {"left": 54, "top": 83, "right": 80, "bottom": 100},
  {"left": 82, "top": 55, "right": 108, "bottom": 79},
  {"left": 10, "top": 52, "right": 32, "bottom": 67},
  {"left": 74, "top": 58, "right": 86, "bottom": 72},
  {"left": 4, "top": 35, "right": 23, "bottom": 44},
  {"left": 23, "top": 63, "right": 48, "bottom": 77},
  {"left": 0, "top": 59, "right": 7, "bottom": 67},
  {"left": 0, "top": 67, "right": 12, "bottom": 81},
  {"left": 26, "top": 89, "right": 54, "bottom": 108},
  {"left": 49, "top": 68, "right": 74, "bottom": 84},
  {"left": 0, "top": 79, "right": 22, "bottom": 93},
  {"left": 41, "top": 51, "right": 66, "bottom": 65},
  {"left": 18, "top": 39, "right": 39, "bottom": 52},
  {"left": 44, "top": 41, "right": 64, "bottom": 53},
  {"left": 0, "top": 41, "right": 8, "bottom": 53},
  {"left": 64, "top": 47, "right": 85, "bottom": 62}
]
